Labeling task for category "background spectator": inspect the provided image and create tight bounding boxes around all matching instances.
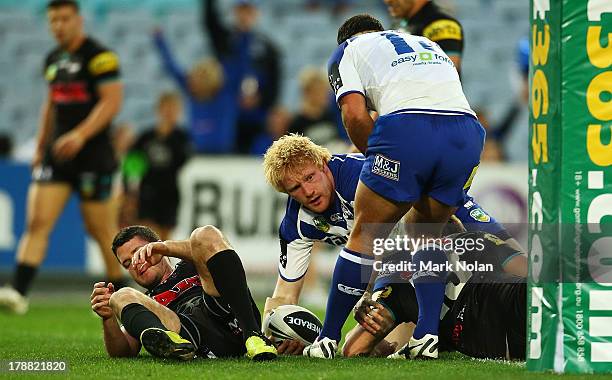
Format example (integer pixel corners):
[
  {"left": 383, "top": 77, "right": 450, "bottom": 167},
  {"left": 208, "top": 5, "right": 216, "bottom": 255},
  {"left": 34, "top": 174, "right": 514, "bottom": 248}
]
[
  {"left": 288, "top": 67, "right": 348, "bottom": 152},
  {"left": 153, "top": 29, "right": 243, "bottom": 154},
  {"left": 250, "top": 106, "right": 292, "bottom": 156},
  {"left": 202, "top": 0, "right": 281, "bottom": 154},
  {"left": 123, "top": 92, "right": 192, "bottom": 240}
]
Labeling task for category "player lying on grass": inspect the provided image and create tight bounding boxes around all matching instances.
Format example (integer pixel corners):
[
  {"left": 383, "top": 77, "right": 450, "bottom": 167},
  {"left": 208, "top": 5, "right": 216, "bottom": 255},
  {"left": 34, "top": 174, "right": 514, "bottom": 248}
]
[
  {"left": 90, "top": 225, "right": 276, "bottom": 361},
  {"left": 262, "top": 134, "right": 526, "bottom": 357},
  {"left": 345, "top": 229, "right": 526, "bottom": 360}
]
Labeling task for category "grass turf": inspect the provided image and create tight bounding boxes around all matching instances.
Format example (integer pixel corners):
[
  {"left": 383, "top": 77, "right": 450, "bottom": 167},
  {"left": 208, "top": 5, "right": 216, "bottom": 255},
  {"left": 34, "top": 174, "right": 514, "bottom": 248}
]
[{"left": 0, "top": 302, "right": 610, "bottom": 379}]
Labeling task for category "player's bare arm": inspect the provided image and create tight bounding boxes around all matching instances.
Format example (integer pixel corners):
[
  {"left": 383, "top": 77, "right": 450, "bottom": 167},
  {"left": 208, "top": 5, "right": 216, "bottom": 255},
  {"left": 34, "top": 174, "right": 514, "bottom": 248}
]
[
  {"left": 33, "top": 90, "right": 56, "bottom": 167},
  {"left": 53, "top": 81, "right": 123, "bottom": 161},
  {"left": 90, "top": 281, "right": 140, "bottom": 357},
  {"left": 338, "top": 93, "right": 374, "bottom": 154},
  {"left": 264, "top": 276, "right": 305, "bottom": 315},
  {"left": 131, "top": 239, "right": 192, "bottom": 275},
  {"left": 264, "top": 277, "right": 307, "bottom": 355}
]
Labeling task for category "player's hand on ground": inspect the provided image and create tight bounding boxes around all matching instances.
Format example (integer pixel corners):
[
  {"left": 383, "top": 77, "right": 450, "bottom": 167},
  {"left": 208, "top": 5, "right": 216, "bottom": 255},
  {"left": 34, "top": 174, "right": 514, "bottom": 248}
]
[
  {"left": 360, "top": 303, "right": 394, "bottom": 338},
  {"left": 91, "top": 282, "right": 115, "bottom": 320},
  {"left": 132, "top": 242, "right": 167, "bottom": 274},
  {"left": 53, "top": 130, "right": 86, "bottom": 161},
  {"left": 276, "top": 339, "right": 305, "bottom": 356},
  {"left": 353, "top": 291, "right": 379, "bottom": 335}
]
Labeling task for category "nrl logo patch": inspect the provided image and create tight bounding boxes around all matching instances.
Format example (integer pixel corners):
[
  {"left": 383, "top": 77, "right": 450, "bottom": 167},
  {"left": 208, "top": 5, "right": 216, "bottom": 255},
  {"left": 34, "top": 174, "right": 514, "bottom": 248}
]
[
  {"left": 313, "top": 216, "right": 330, "bottom": 232},
  {"left": 371, "top": 154, "right": 400, "bottom": 181},
  {"left": 469, "top": 208, "right": 491, "bottom": 223}
]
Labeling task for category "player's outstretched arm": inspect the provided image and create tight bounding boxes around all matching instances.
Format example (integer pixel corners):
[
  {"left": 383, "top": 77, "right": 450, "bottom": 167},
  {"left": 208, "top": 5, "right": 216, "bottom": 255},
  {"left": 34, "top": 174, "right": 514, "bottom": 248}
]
[
  {"left": 264, "top": 276, "right": 305, "bottom": 316},
  {"left": 264, "top": 276, "right": 307, "bottom": 355},
  {"left": 91, "top": 282, "right": 140, "bottom": 357}
]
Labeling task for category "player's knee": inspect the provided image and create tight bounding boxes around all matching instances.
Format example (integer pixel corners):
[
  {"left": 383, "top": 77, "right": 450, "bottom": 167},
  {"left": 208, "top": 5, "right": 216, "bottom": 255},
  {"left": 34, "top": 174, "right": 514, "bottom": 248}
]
[
  {"left": 190, "top": 225, "right": 225, "bottom": 257},
  {"left": 109, "top": 287, "right": 142, "bottom": 314},
  {"left": 25, "top": 215, "right": 54, "bottom": 236}
]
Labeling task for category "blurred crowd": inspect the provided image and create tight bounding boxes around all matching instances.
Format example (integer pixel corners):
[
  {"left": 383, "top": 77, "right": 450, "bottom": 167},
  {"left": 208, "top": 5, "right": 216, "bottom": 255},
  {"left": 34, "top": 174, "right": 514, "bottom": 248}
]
[{"left": 0, "top": 0, "right": 529, "bottom": 164}]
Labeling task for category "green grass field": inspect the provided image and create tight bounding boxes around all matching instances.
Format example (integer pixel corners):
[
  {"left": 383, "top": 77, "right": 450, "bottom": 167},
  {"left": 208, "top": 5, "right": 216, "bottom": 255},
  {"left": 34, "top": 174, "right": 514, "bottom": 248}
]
[{"left": 0, "top": 301, "right": 610, "bottom": 380}]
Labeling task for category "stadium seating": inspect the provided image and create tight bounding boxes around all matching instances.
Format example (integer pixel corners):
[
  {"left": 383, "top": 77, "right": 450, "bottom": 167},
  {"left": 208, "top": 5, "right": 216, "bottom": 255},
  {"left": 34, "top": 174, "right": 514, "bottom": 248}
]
[{"left": 0, "top": 0, "right": 528, "bottom": 149}]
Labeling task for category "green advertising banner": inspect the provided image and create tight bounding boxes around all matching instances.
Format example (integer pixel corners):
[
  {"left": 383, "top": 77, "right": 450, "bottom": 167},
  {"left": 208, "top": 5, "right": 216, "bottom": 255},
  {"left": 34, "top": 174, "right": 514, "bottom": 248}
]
[
  {"left": 527, "top": 0, "right": 562, "bottom": 372},
  {"left": 529, "top": 0, "right": 612, "bottom": 373}
]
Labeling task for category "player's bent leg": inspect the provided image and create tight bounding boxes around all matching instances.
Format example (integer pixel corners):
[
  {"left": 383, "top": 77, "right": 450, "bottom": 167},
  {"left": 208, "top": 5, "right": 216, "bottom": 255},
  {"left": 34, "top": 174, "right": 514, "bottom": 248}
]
[
  {"left": 342, "top": 325, "right": 382, "bottom": 357},
  {"left": 310, "top": 182, "right": 412, "bottom": 357},
  {"left": 190, "top": 226, "right": 277, "bottom": 361},
  {"left": 109, "top": 287, "right": 195, "bottom": 360},
  {"left": 381, "top": 323, "right": 413, "bottom": 355},
  {"left": 0, "top": 183, "right": 71, "bottom": 315},
  {"left": 109, "top": 287, "right": 181, "bottom": 331},
  {"left": 81, "top": 200, "right": 124, "bottom": 285},
  {"left": 346, "top": 181, "right": 413, "bottom": 255}
]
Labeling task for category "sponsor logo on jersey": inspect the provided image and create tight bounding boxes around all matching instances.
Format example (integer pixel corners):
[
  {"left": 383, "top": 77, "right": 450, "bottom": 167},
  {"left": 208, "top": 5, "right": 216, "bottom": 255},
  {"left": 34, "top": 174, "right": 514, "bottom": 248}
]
[
  {"left": 379, "top": 286, "right": 392, "bottom": 299},
  {"left": 483, "top": 233, "right": 504, "bottom": 245},
  {"left": 280, "top": 239, "right": 288, "bottom": 268},
  {"left": 328, "top": 63, "right": 343, "bottom": 94},
  {"left": 32, "top": 165, "right": 53, "bottom": 181},
  {"left": 313, "top": 216, "right": 330, "bottom": 232},
  {"left": 330, "top": 213, "right": 343, "bottom": 222},
  {"left": 80, "top": 172, "right": 96, "bottom": 198},
  {"left": 89, "top": 51, "right": 120, "bottom": 76},
  {"left": 423, "top": 19, "right": 462, "bottom": 42},
  {"left": 341, "top": 200, "right": 354, "bottom": 220},
  {"left": 51, "top": 82, "right": 90, "bottom": 103},
  {"left": 152, "top": 275, "right": 201, "bottom": 307},
  {"left": 372, "top": 154, "right": 400, "bottom": 181},
  {"left": 469, "top": 208, "right": 491, "bottom": 223},
  {"left": 45, "top": 64, "right": 58, "bottom": 81},
  {"left": 337, "top": 283, "right": 364, "bottom": 296}
]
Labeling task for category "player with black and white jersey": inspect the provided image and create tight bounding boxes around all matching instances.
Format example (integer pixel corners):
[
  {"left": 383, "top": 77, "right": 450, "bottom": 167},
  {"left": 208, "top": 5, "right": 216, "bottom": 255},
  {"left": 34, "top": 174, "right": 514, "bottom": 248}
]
[
  {"left": 90, "top": 225, "right": 277, "bottom": 361},
  {"left": 343, "top": 230, "right": 526, "bottom": 361},
  {"left": 0, "top": 0, "right": 124, "bottom": 314}
]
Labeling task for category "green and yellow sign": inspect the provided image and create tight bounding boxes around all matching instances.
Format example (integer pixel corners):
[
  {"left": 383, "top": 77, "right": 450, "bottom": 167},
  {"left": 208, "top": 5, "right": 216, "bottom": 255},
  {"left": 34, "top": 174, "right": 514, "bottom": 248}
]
[{"left": 528, "top": 0, "right": 612, "bottom": 373}]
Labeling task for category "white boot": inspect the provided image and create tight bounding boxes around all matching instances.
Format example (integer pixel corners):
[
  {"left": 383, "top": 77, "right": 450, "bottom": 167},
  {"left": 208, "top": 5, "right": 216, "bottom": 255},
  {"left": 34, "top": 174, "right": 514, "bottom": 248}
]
[
  {"left": 387, "top": 333, "right": 438, "bottom": 359},
  {"left": 0, "top": 286, "right": 29, "bottom": 315},
  {"left": 303, "top": 337, "right": 338, "bottom": 359}
]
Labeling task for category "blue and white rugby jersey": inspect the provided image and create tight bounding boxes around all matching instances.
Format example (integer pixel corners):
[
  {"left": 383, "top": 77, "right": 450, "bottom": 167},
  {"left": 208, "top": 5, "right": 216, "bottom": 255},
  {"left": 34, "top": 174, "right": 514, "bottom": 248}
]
[
  {"left": 278, "top": 154, "right": 364, "bottom": 281},
  {"left": 276, "top": 154, "right": 509, "bottom": 282},
  {"left": 328, "top": 30, "right": 475, "bottom": 117}
]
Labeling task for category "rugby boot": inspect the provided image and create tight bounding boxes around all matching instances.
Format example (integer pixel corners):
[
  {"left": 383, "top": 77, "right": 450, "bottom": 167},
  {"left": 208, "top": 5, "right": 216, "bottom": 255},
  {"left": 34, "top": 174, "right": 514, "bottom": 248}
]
[
  {"left": 245, "top": 331, "right": 277, "bottom": 361},
  {"left": 387, "top": 333, "right": 438, "bottom": 360},
  {"left": 140, "top": 328, "right": 195, "bottom": 360}
]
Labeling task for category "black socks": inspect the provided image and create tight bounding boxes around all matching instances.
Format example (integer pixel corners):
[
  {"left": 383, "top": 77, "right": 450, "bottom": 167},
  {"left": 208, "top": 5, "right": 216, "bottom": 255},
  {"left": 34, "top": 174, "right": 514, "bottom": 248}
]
[
  {"left": 206, "top": 250, "right": 260, "bottom": 337},
  {"left": 13, "top": 263, "right": 38, "bottom": 296},
  {"left": 121, "top": 303, "right": 166, "bottom": 339}
]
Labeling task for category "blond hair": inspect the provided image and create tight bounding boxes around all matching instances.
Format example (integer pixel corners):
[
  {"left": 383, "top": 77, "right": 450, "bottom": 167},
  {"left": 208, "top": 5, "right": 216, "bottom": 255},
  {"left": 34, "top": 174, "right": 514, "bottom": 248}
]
[{"left": 263, "top": 134, "right": 332, "bottom": 192}]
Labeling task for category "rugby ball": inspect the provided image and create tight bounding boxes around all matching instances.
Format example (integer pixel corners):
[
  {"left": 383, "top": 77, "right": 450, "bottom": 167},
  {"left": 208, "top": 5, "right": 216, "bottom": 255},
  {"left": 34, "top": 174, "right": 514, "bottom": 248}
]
[{"left": 263, "top": 305, "right": 322, "bottom": 345}]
